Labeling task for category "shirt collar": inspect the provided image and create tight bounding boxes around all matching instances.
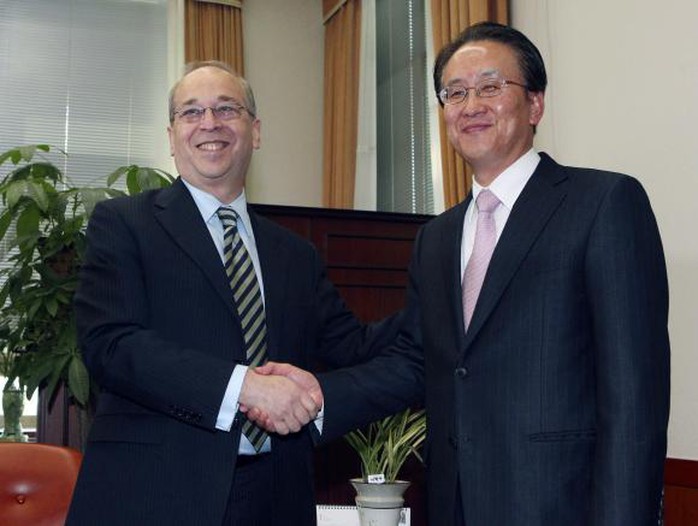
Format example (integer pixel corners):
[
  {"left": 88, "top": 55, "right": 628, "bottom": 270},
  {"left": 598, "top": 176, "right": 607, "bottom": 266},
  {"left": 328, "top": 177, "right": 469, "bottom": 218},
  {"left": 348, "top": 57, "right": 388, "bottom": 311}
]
[
  {"left": 471, "top": 148, "right": 541, "bottom": 210},
  {"left": 180, "top": 178, "right": 254, "bottom": 236}
]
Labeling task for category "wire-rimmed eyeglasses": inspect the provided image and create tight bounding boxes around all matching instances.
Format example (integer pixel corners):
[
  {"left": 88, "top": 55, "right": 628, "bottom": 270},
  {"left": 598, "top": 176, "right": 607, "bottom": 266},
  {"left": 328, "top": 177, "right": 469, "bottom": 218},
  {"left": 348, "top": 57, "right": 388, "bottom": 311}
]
[
  {"left": 438, "top": 78, "right": 528, "bottom": 105},
  {"left": 173, "top": 102, "right": 254, "bottom": 123}
]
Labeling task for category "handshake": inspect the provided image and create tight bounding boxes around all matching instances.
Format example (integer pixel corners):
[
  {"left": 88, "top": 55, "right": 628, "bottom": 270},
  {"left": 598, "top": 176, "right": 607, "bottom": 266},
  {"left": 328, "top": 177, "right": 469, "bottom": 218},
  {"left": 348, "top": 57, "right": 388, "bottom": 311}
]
[{"left": 238, "top": 362, "right": 323, "bottom": 435}]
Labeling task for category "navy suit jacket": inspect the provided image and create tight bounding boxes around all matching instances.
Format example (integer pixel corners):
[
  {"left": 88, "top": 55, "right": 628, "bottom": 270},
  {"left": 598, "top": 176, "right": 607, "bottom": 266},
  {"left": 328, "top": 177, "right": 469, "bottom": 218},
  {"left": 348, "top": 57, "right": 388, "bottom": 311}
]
[
  {"left": 66, "top": 179, "right": 404, "bottom": 525},
  {"left": 321, "top": 153, "right": 670, "bottom": 526}
]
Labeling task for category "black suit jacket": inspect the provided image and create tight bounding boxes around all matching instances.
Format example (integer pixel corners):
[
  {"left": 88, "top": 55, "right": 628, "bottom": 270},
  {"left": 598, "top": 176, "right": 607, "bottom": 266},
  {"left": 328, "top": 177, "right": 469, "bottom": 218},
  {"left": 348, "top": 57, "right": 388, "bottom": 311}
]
[
  {"left": 66, "top": 179, "right": 402, "bottom": 525},
  {"left": 321, "top": 153, "right": 670, "bottom": 526}
]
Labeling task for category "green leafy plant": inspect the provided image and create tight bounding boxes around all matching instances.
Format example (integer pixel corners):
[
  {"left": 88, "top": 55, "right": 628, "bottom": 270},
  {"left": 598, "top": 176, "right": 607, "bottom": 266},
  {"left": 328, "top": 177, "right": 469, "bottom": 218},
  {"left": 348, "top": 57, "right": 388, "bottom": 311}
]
[
  {"left": 345, "top": 408, "right": 426, "bottom": 483},
  {"left": 0, "top": 144, "right": 173, "bottom": 408}
]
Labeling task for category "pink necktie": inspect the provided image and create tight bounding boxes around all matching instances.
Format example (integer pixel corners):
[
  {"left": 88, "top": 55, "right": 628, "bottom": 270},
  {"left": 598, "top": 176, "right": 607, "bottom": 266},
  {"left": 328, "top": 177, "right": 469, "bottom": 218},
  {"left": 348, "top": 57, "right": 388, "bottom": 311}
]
[{"left": 462, "top": 190, "right": 501, "bottom": 330}]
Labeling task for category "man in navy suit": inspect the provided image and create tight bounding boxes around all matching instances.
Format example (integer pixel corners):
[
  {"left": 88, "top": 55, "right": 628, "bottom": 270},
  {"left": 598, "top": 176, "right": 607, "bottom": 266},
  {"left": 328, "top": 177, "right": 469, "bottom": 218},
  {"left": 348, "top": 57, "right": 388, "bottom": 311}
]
[
  {"left": 66, "top": 61, "right": 417, "bottom": 525},
  {"left": 265, "top": 22, "right": 670, "bottom": 525}
]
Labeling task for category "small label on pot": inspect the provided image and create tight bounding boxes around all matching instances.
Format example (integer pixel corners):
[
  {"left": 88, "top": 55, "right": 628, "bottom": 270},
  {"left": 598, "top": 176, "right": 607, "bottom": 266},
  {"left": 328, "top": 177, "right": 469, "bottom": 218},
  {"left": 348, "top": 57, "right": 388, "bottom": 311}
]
[{"left": 367, "top": 473, "right": 385, "bottom": 484}]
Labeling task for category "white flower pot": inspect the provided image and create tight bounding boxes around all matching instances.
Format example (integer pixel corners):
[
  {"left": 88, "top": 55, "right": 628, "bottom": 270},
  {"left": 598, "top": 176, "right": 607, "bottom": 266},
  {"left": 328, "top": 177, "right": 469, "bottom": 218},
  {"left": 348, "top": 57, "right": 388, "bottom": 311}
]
[{"left": 350, "top": 478, "right": 410, "bottom": 526}]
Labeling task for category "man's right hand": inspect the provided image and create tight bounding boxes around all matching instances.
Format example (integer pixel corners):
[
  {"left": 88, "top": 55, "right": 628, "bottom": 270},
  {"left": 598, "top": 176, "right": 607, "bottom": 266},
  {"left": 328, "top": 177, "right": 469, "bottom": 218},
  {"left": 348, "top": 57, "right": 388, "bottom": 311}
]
[
  {"left": 240, "top": 362, "right": 323, "bottom": 434},
  {"left": 238, "top": 366, "right": 321, "bottom": 435}
]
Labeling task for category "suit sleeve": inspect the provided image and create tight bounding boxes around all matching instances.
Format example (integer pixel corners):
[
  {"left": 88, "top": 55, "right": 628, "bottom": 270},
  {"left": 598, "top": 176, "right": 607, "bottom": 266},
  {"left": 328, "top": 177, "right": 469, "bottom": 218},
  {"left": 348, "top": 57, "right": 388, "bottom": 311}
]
[
  {"left": 74, "top": 201, "right": 235, "bottom": 430},
  {"left": 308, "top": 252, "right": 407, "bottom": 370},
  {"left": 316, "top": 231, "right": 426, "bottom": 443},
  {"left": 584, "top": 176, "right": 669, "bottom": 525}
]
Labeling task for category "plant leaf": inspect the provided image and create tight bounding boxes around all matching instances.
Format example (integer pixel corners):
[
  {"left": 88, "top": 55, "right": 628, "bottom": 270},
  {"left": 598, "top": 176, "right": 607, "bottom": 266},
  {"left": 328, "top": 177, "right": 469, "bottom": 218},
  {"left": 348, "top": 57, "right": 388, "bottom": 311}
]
[
  {"left": 43, "top": 353, "right": 71, "bottom": 403},
  {"left": 29, "top": 162, "right": 63, "bottom": 184},
  {"left": 23, "top": 352, "right": 63, "bottom": 399},
  {"left": 0, "top": 149, "right": 15, "bottom": 167},
  {"left": 46, "top": 297, "right": 59, "bottom": 317},
  {"left": 18, "top": 144, "right": 50, "bottom": 163},
  {"left": 106, "top": 165, "right": 130, "bottom": 187},
  {"left": 16, "top": 205, "right": 41, "bottom": 239},
  {"left": 0, "top": 208, "right": 13, "bottom": 242},
  {"left": 79, "top": 188, "right": 110, "bottom": 217},
  {"left": 125, "top": 166, "right": 140, "bottom": 195},
  {"left": 28, "top": 181, "right": 50, "bottom": 211},
  {"left": 68, "top": 354, "right": 90, "bottom": 406},
  {"left": 5, "top": 180, "right": 27, "bottom": 209}
]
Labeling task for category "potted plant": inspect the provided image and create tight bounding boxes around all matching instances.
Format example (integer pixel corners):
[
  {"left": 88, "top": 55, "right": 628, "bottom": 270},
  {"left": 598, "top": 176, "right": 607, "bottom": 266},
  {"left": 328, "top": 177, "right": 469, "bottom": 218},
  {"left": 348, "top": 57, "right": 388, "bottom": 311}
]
[
  {"left": 345, "top": 408, "right": 426, "bottom": 526},
  {"left": 0, "top": 144, "right": 173, "bottom": 446}
]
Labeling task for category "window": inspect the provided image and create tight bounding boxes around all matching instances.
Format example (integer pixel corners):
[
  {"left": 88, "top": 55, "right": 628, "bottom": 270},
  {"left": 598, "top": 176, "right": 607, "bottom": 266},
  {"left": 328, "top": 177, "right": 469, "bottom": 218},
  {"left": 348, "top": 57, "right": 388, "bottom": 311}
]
[
  {"left": 375, "top": 0, "right": 433, "bottom": 214},
  {"left": 0, "top": 0, "right": 171, "bottom": 189},
  {"left": 0, "top": 0, "right": 171, "bottom": 430}
]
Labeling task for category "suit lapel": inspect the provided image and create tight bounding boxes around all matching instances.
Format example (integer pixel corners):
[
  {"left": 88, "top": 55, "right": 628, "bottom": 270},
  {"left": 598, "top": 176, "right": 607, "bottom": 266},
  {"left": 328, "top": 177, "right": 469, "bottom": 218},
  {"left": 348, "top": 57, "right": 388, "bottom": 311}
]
[
  {"left": 464, "top": 154, "right": 568, "bottom": 344},
  {"left": 153, "top": 179, "right": 237, "bottom": 318},
  {"left": 439, "top": 198, "right": 471, "bottom": 355}
]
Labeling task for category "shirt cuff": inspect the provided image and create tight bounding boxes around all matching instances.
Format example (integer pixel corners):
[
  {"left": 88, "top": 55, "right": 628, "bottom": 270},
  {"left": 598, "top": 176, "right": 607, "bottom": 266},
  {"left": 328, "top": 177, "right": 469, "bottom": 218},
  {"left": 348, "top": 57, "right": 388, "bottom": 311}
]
[
  {"left": 215, "top": 364, "right": 248, "bottom": 431},
  {"left": 314, "top": 402, "right": 324, "bottom": 434}
]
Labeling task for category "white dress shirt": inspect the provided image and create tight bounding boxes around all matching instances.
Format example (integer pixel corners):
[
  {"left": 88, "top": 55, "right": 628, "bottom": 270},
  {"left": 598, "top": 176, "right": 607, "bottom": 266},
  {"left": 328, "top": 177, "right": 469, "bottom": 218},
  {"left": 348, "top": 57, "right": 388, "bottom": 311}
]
[{"left": 460, "top": 149, "right": 541, "bottom": 279}]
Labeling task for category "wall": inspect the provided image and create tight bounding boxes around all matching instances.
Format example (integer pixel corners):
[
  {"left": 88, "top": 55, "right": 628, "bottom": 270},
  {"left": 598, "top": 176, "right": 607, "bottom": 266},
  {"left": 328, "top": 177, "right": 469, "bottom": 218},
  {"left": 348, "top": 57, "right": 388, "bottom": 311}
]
[
  {"left": 512, "top": 0, "right": 698, "bottom": 459},
  {"left": 243, "top": 0, "right": 325, "bottom": 207},
  {"left": 213, "top": 0, "right": 698, "bottom": 458}
]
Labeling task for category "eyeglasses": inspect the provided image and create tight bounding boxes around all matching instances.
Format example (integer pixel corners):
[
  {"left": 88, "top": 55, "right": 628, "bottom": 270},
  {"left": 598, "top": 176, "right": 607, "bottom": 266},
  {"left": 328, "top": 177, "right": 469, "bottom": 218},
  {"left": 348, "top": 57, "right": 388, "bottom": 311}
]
[
  {"left": 173, "top": 102, "right": 253, "bottom": 123},
  {"left": 438, "top": 78, "right": 528, "bottom": 105}
]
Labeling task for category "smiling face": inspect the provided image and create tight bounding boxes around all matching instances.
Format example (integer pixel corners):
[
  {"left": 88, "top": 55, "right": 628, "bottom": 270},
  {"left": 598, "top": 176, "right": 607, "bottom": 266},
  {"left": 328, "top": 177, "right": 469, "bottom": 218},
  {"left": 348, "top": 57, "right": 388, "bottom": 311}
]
[
  {"left": 168, "top": 66, "right": 260, "bottom": 202},
  {"left": 441, "top": 40, "right": 544, "bottom": 185}
]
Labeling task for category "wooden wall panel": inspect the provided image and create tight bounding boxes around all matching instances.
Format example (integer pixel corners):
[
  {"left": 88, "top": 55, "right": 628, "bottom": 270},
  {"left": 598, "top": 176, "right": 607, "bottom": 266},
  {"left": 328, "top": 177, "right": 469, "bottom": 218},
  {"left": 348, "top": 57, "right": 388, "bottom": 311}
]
[
  {"left": 254, "top": 205, "right": 431, "bottom": 323},
  {"left": 665, "top": 458, "right": 698, "bottom": 526}
]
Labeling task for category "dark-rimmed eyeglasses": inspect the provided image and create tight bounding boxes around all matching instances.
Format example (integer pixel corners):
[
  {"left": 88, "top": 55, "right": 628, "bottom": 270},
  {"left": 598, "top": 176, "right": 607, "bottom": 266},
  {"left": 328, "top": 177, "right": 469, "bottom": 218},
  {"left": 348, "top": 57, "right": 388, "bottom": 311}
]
[
  {"left": 173, "top": 103, "right": 253, "bottom": 123},
  {"left": 438, "top": 78, "right": 528, "bottom": 105}
]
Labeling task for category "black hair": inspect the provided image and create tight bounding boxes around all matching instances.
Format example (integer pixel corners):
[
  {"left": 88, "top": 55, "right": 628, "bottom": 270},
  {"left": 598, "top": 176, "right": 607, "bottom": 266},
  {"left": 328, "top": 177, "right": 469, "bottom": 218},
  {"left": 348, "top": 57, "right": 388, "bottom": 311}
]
[{"left": 433, "top": 22, "right": 547, "bottom": 106}]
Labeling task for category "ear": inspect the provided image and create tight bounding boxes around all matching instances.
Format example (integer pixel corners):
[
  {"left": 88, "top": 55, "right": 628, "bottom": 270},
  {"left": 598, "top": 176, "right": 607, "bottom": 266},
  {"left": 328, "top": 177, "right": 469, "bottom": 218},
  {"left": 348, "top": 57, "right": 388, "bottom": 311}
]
[
  {"left": 528, "top": 91, "right": 545, "bottom": 127},
  {"left": 167, "top": 125, "right": 175, "bottom": 156},
  {"left": 252, "top": 118, "right": 261, "bottom": 150}
]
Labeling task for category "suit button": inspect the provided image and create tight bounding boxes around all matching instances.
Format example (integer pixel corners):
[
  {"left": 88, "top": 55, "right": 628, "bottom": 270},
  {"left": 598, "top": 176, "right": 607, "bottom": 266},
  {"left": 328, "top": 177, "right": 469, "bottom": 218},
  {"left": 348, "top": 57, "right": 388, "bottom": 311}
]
[{"left": 454, "top": 367, "right": 468, "bottom": 379}]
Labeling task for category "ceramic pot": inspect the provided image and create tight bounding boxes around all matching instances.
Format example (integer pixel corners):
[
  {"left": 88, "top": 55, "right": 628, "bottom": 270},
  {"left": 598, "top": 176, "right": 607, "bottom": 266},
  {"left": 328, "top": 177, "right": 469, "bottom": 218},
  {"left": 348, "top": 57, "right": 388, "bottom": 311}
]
[{"left": 350, "top": 478, "right": 410, "bottom": 526}]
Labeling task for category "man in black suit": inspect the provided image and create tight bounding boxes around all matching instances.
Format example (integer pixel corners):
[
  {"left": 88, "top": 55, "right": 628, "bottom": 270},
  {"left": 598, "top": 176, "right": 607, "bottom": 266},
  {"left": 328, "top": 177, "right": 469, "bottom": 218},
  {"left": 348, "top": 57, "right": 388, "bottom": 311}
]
[
  {"left": 263, "top": 22, "right": 670, "bottom": 525},
  {"left": 66, "top": 61, "right": 417, "bottom": 525}
]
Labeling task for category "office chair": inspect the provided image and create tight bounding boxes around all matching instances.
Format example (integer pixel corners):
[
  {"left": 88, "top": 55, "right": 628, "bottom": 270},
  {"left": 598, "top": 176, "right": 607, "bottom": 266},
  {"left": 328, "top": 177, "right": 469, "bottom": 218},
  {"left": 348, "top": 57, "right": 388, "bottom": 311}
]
[{"left": 0, "top": 442, "right": 82, "bottom": 526}]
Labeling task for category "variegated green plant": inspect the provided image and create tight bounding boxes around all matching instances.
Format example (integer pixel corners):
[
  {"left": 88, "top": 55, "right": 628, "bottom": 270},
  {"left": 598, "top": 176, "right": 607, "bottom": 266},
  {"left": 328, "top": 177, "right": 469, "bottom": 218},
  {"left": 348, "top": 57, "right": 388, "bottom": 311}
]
[{"left": 345, "top": 408, "right": 426, "bottom": 483}]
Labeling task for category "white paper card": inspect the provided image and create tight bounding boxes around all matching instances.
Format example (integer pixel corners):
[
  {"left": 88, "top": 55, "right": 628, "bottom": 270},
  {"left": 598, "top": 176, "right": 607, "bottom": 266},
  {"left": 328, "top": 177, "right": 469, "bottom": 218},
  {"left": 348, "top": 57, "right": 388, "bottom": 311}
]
[{"left": 316, "top": 505, "right": 410, "bottom": 526}]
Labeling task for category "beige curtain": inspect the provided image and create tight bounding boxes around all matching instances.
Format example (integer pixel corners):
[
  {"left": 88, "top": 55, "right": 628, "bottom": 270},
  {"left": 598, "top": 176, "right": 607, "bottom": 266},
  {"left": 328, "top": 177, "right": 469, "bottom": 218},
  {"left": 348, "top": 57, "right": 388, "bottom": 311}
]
[
  {"left": 322, "top": 0, "right": 362, "bottom": 209},
  {"left": 430, "top": 0, "right": 508, "bottom": 209},
  {"left": 185, "top": 0, "right": 244, "bottom": 74}
]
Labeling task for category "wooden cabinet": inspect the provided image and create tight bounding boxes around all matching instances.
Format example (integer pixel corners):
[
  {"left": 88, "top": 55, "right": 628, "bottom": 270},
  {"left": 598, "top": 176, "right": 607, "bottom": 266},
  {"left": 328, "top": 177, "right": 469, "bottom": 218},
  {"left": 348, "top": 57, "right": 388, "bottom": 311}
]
[
  {"left": 252, "top": 205, "right": 431, "bottom": 525},
  {"left": 254, "top": 204, "right": 430, "bottom": 321}
]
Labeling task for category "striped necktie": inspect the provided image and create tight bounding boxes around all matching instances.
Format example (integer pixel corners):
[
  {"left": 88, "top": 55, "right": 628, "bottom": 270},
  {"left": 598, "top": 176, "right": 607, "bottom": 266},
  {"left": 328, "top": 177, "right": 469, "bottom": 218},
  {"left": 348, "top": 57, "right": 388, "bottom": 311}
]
[{"left": 217, "top": 207, "right": 268, "bottom": 451}]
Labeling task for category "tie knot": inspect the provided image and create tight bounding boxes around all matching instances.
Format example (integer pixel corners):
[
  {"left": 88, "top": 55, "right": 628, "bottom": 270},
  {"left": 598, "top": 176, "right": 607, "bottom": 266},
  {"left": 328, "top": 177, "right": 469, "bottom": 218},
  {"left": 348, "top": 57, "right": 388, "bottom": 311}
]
[
  {"left": 476, "top": 190, "right": 500, "bottom": 214},
  {"left": 216, "top": 207, "right": 239, "bottom": 229}
]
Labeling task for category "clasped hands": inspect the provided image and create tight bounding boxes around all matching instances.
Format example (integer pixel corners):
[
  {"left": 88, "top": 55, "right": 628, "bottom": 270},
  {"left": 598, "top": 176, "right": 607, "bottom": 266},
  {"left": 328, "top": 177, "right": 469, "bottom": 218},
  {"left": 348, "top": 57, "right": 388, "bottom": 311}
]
[{"left": 238, "top": 362, "right": 322, "bottom": 435}]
